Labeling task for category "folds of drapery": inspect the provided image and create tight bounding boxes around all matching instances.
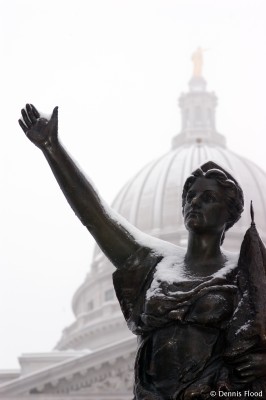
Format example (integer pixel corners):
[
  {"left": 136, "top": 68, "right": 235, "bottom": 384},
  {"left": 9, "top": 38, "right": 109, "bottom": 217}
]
[{"left": 225, "top": 203, "right": 266, "bottom": 392}]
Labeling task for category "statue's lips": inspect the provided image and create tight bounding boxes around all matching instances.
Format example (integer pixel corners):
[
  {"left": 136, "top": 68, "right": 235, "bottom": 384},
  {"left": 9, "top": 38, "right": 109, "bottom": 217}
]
[{"left": 186, "top": 211, "right": 202, "bottom": 218}]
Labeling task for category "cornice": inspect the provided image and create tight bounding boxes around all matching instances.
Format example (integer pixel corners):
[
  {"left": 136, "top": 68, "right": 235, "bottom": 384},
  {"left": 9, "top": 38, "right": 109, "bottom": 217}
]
[{"left": 0, "top": 337, "right": 137, "bottom": 397}]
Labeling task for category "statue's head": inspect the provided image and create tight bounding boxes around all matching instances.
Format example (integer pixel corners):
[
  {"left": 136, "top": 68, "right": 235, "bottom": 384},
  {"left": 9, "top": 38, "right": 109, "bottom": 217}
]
[{"left": 182, "top": 161, "right": 244, "bottom": 244}]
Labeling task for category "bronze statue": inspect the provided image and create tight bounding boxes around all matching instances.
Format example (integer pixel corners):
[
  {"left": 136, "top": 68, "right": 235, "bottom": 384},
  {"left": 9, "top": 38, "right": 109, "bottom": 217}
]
[{"left": 19, "top": 104, "right": 266, "bottom": 399}]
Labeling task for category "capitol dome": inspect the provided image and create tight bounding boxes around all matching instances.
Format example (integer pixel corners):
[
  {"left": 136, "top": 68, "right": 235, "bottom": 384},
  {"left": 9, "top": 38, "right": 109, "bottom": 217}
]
[{"left": 56, "top": 74, "right": 266, "bottom": 352}]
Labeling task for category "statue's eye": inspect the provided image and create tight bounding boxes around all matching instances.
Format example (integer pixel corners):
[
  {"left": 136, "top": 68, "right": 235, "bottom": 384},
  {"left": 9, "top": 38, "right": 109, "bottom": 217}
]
[
  {"left": 204, "top": 192, "right": 217, "bottom": 202},
  {"left": 186, "top": 192, "right": 195, "bottom": 203}
]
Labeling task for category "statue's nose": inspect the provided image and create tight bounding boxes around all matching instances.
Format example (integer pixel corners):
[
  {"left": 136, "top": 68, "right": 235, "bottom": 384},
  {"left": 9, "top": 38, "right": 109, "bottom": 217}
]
[{"left": 191, "top": 196, "right": 201, "bottom": 207}]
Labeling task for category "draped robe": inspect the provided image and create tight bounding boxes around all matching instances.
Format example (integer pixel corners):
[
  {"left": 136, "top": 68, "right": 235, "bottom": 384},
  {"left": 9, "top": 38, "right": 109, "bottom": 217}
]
[{"left": 113, "top": 224, "right": 266, "bottom": 399}]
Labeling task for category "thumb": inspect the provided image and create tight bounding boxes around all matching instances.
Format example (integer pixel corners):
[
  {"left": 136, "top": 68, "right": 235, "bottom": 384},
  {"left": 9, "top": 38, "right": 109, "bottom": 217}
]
[
  {"left": 51, "top": 106, "right": 58, "bottom": 121},
  {"left": 49, "top": 106, "right": 58, "bottom": 131}
]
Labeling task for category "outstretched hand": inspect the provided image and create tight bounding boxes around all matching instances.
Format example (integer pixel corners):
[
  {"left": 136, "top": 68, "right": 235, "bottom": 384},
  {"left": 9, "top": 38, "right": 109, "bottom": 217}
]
[{"left": 19, "top": 104, "right": 58, "bottom": 150}]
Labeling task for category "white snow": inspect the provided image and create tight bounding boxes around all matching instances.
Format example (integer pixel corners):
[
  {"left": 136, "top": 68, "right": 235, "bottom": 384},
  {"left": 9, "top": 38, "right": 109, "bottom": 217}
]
[
  {"left": 212, "top": 250, "right": 239, "bottom": 278},
  {"left": 235, "top": 320, "right": 251, "bottom": 336},
  {"left": 102, "top": 197, "right": 182, "bottom": 256},
  {"left": 146, "top": 249, "right": 239, "bottom": 300}
]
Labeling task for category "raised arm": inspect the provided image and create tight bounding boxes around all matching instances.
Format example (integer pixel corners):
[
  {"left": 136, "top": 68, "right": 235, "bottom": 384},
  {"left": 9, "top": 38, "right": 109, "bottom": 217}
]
[{"left": 19, "top": 104, "right": 140, "bottom": 268}]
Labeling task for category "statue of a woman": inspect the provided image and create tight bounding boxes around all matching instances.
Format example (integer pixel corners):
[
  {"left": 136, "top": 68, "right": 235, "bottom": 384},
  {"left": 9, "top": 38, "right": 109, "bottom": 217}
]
[
  {"left": 19, "top": 104, "right": 266, "bottom": 399},
  {"left": 191, "top": 47, "right": 204, "bottom": 77}
]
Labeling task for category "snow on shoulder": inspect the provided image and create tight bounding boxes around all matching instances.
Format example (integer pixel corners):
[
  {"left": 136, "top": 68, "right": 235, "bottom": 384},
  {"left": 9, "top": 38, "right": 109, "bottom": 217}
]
[
  {"left": 213, "top": 249, "right": 239, "bottom": 278},
  {"left": 102, "top": 197, "right": 182, "bottom": 256},
  {"left": 146, "top": 249, "right": 239, "bottom": 300}
]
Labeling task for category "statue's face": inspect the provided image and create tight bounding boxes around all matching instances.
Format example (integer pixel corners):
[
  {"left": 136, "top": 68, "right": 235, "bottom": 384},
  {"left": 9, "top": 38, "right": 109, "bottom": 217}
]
[{"left": 183, "top": 177, "right": 229, "bottom": 235}]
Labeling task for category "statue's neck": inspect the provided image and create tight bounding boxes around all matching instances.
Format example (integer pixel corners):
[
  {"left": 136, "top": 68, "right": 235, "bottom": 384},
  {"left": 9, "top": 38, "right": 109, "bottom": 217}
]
[{"left": 185, "top": 232, "right": 225, "bottom": 277}]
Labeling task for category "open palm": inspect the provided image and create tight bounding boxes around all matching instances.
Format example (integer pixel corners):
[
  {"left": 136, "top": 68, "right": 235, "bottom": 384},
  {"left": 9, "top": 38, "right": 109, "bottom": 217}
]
[{"left": 19, "top": 104, "right": 58, "bottom": 150}]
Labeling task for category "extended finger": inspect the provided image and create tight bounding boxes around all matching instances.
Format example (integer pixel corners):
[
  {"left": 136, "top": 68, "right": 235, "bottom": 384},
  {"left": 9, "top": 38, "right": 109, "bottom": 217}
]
[
  {"left": 235, "top": 363, "right": 251, "bottom": 372},
  {"left": 239, "top": 370, "right": 254, "bottom": 377},
  {"left": 230, "top": 355, "right": 250, "bottom": 365},
  {"left": 18, "top": 119, "right": 28, "bottom": 133},
  {"left": 26, "top": 104, "right": 37, "bottom": 124},
  {"left": 233, "top": 376, "right": 255, "bottom": 384},
  {"left": 21, "top": 109, "right": 32, "bottom": 128},
  {"left": 30, "top": 104, "right": 40, "bottom": 119}
]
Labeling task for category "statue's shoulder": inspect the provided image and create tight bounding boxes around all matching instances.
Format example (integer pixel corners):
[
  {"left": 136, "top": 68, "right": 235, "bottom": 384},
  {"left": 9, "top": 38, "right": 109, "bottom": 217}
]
[
  {"left": 222, "top": 249, "right": 239, "bottom": 265},
  {"left": 133, "top": 232, "right": 185, "bottom": 259},
  {"left": 212, "top": 249, "right": 239, "bottom": 279}
]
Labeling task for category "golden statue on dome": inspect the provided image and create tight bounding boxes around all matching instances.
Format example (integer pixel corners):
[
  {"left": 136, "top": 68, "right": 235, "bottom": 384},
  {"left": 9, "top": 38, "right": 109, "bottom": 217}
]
[{"left": 191, "top": 46, "right": 204, "bottom": 77}]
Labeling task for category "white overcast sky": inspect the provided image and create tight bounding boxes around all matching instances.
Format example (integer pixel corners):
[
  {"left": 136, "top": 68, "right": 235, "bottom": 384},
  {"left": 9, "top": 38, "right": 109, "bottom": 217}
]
[{"left": 1, "top": 0, "right": 266, "bottom": 369}]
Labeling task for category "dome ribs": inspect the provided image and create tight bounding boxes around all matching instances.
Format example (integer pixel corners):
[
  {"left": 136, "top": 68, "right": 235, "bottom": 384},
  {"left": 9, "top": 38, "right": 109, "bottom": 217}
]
[
  {"left": 235, "top": 154, "right": 266, "bottom": 233},
  {"left": 153, "top": 148, "right": 183, "bottom": 234},
  {"left": 129, "top": 154, "right": 167, "bottom": 228}
]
